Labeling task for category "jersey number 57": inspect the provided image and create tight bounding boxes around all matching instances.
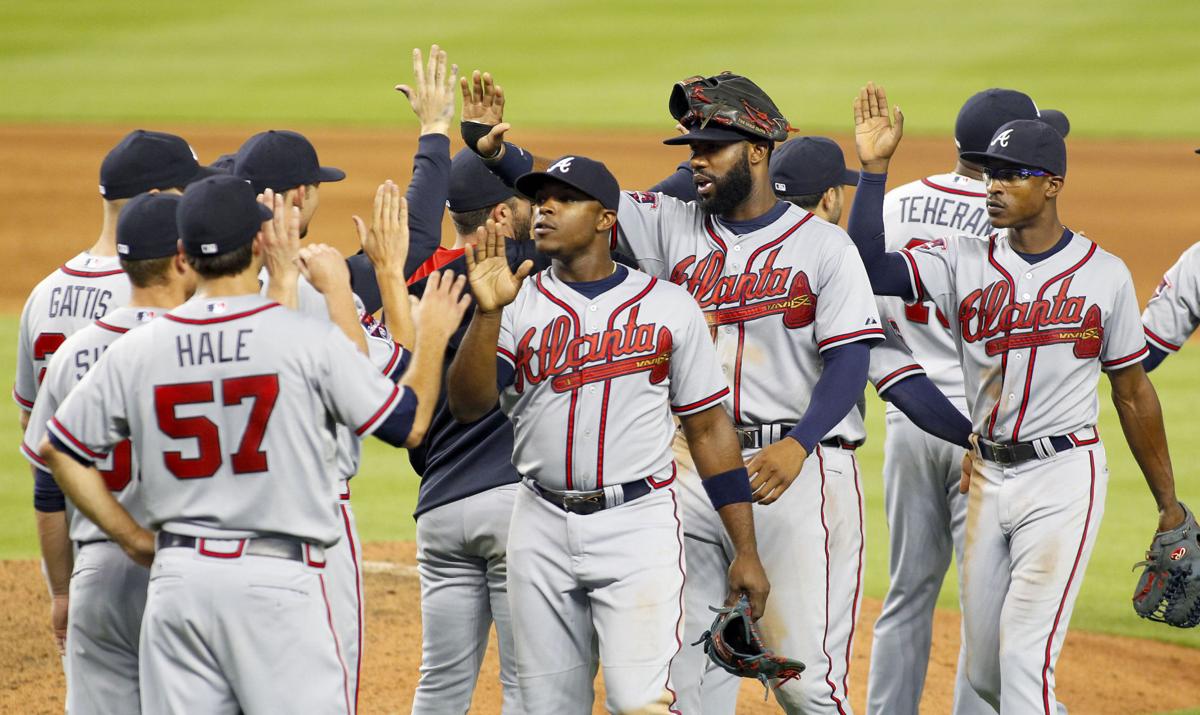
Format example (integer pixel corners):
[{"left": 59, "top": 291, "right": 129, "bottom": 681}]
[{"left": 154, "top": 375, "right": 280, "bottom": 479}]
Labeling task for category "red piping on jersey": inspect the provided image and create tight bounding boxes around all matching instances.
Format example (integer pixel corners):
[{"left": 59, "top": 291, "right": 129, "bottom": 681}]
[
  {"left": 920, "top": 177, "right": 986, "bottom": 198},
  {"left": 21, "top": 442, "right": 46, "bottom": 467},
  {"left": 985, "top": 237, "right": 1017, "bottom": 440},
  {"left": 1012, "top": 240, "right": 1096, "bottom": 442},
  {"left": 496, "top": 346, "right": 516, "bottom": 365},
  {"left": 725, "top": 212, "right": 814, "bottom": 422},
  {"left": 535, "top": 273, "right": 583, "bottom": 488},
  {"left": 671, "top": 387, "right": 729, "bottom": 415},
  {"left": 816, "top": 447, "right": 849, "bottom": 714},
  {"left": 664, "top": 487, "right": 685, "bottom": 715},
  {"left": 875, "top": 364, "right": 923, "bottom": 393},
  {"left": 702, "top": 216, "right": 730, "bottom": 253},
  {"left": 899, "top": 249, "right": 925, "bottom": 301},
  {"left": 355, "top": 385, "right": 402, "bottom": 436},
  {"left": 339, "top": 504, "right": 364, "bottom": 713},
  {"left": 595, "top": 276, "right": 657, "bottom": 487},
  {"left": 94, "top": 319, "right": 129, "bottom": 334},
  {"left": 817, "top": 327, "right": 885, "bottom": 350},
  {"left": 844, "top": 455, "right": 865, "bottom": 708},
  {"left": 49, "top": 417, "right": 107, "bottom": 460},
  {"left": 407, "top": 247, "right": 466, "bottom": 286},
  {"left": 1068, "top": 426, "right": 1100, "bottom": 446},
  {"left": 320, "top": 574, "right": 353, "bottom": 715},
  {"left": 1041, "top": 452, "right": 1096, "bottom": 714},
  {"left": 381, "top": 341, "right": 404, "bottom": 377},
  {"left": 59, "top": 265, "right": 124, "bottom": 278},
  {"left": 1102, "top": 344, "right": 1148, "bottom": 369},
  {"left": 1143, "top": 326, "right": 1180, "bottom": 352},
  {"left": 13, "top": 387, "right": 34, "bottom": 409},
  {"left": 163, "top": 302, "right": 281, "bottom": 325}
]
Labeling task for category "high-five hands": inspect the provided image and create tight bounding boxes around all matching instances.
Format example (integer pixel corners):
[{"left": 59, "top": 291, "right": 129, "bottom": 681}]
[
  {"left": 354, "top": 181, "right": 408, "bottom": 275},
  {"left": 460, "top": 70, "right": 510, "bottom": 159},
  {"left": 853, "top": 82, "right": 904, "bottom": 173},
  {"left": 463, "top": 219, "right": 533, "bottom": 314},
  {"left": 396, "top": 45, "right": 459, "bottom": 137}
]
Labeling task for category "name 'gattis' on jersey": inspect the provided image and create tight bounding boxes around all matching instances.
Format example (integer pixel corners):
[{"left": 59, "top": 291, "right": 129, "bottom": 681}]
[
  {"left": 14, "top": 253, "right": 130, "bottom": 409},
  {"left": 497, "top": 267, "right": 728, "bottom": 492}
]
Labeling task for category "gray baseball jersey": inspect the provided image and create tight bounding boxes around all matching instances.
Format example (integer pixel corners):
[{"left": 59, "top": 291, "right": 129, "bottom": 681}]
[
  {"left": 614, "top": 193, "right": 883, "bottom": 439},
  {"left": 48, "top": 294, "right": 413, "bottom": 546},
  {"left": 497, "top": 267, "right": 729, "bottom": 491},
  {"left": 22, "top": 307, "right": 159, "bottom": 543},
  {"left": 902, "top": 230, "right": 1148, "bottom": 441},
  {"left": 1142, "top": 240, "right": 1200, "bottom": 354},
  {"left": 14, "top": 252, "right": 130, "bottom": 411},
  {"left": 882, "top": 173, "right": 990, "bottom": 411},
  {"left": 867, "top": 299, "right": 925, "bottom": 396}
]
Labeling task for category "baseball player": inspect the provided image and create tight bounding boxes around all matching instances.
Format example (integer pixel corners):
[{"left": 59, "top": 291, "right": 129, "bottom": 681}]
[
  {"left": 1140, "top": 149, "right": 1200, "bottom": 372},
  {"left": 850, "top": 85, "right": 1186, "bottom": 713},
  {"left": 858, "top": 88, "right": 1068, "bottom": 715},
  {"left": 465, "top": 72, "right": 883, "bottom": 714},
  {"left": 22, "top": 192, "right": 196, "bottom": 714},
  {"left": 446, "top": 156, "right": 769, "bottom": 715},
  {"left": 39, "top": 173, "right": 468, "bottom": 714},
  {"left": 15, "top": 130, "right": 218, "bottom": 425}
]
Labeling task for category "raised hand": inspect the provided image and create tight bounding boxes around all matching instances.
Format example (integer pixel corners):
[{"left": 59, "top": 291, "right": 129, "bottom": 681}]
[
  {"left": 296, "top": 243, "right": 351, "bottom": 296},
  {"left": 396, "top": 45, "right": 459, "bottom": 137},
  {"left": 258, "top": 188, "right": 301, "bottom": 282},
  {"left": 414, "top": 270, "right": 471, "bottom": 345},
  {"left": 853, "top": 81, "right": 904, "bottom": 173},
  {"left": 354, "top": 181, "right": 408, "bottom": 274},
  {"left": 463, "top": 219, "right": 533, "bottom": 313},
  {"left": 460, "top": 70, "right": 510, "bottom": 159}
]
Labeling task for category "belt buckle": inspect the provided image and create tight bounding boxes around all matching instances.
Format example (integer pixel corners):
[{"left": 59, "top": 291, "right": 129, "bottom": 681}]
[
  {"left": 991, "top": 442, "right": 1015, "bottom": 465},
  {"left": 562, "top": 491, "right": 604, "bottom": 515},
  {"left": 735, "top": 428, "right": 756, "bottom": 449}
]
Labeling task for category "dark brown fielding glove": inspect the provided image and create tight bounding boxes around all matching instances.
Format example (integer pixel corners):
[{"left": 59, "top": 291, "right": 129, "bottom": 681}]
[
  {"left": 669, "top": 72, "right": 795, "bottom": 143},
  {"left": 1132, "top": 502, "right": 1200, "bottom": 628},
  {"left": 693, "top": 594, "right": 805, "bottom": 698}
]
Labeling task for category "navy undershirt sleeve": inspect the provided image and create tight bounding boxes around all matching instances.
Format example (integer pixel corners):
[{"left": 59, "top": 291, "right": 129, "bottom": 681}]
[
  {"left": 880, "top": 374, "right": 973, "bottom": 448},
  {"left": 846, "top": 171, "right": 914, "bottom": 300},
  {"left": 372, "top": 388, "right": 418, "bottom": 447},
  {"left": 33, "top": 466, "right": 66, "bottom": 513},
  {"left": 1142, "top": 344, "right": 1168, "bottom": 373},
  {"left": 650, "top": 163, "right": 697, "bottom": 202},
  {"left": 487, "top": 143, "right": 535, "bottom": 187},
  {"left": 497, "top": 357, "right": 515, "bottom": 391},
  {"left": 48, "top": 433, "right": 93, "bottom": 467},
  {"left": 786, "top": 342, "right": 871, "bottom": 451}
]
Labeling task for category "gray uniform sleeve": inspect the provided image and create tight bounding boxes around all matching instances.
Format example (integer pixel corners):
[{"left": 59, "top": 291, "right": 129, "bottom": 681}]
[
  {"left": 613, "top": 191, "right": 700, "bottom": 278},
  {"left": 315, "top": 324, "right": 414, "bottom": 437},
  {"left": 13, "top": 293, "right": 38, "bottom": 410},
  {"left": 1101, "top": 264, "right": 1150, "bottom": 371},
  {"left": 668, "top": 293, "right": 730, "bottom": 416},
  {"left": 21, "top": 349, "right": 70, "bottom": 468},
  {"left": 868, "top": 300, "right": 925, "bottom": 394},
  {"left": 47, "top": 345, "right": 131, "bottom": 463},
  {"left": 813, "top": 241, "right": 885, "bottom": 352},
  {"left": 1142, "top": 241, "right": 1200, "bottom": 353},
  {"left": 900, "top": 237, "right": 958, "bottom": 317}
]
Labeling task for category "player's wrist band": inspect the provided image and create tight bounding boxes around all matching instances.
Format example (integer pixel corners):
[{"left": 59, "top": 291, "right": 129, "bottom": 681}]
[
  {"left": 461, "top": 121, "right": 498, "bottom": 159},
  {"left": 702, "top": 467, "right": 753, "bottom": 510}
]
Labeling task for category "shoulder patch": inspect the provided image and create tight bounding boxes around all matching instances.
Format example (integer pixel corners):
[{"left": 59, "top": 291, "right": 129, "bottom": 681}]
[{"left": 625, "top": 191, "right": 660, "bottom": 208}]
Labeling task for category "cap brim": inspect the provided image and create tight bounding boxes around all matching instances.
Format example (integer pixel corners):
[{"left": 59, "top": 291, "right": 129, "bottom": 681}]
[
  {"left": 254, "top": 203, "right": 274, "bottom": 222},
  {"left": 514, "top": 172, "right": 615, "bottom": 210},
  {"left": 663, "top": 125, "right": 755, "bottom": 145},
  {"left": 318, "top": 166, "right": 346, "bottom": 183},
  {"left": 187, "top": 164, "right": 225, "bottom": 185},
  {"left": 959, "top": 150, "right": 1056, "bottom": 174},
  {"left": 1039, "top": 109, "right": 1070, "bottom": 138},
  {"left": 842, "top": 168, "right": 860, "bottom": 186}
]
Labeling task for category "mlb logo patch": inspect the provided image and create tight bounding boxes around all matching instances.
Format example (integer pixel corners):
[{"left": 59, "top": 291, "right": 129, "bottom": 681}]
[
  {"left": 135, "top": 310, "right": 158, "bottom": 322},
  {"left": 206, "top": 301, "right": 228, "bottom": 315}
]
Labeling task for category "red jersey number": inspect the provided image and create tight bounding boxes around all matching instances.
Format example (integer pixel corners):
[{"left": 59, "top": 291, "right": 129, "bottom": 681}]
[
  {"left": 903, "top": 240, "right": 949, "bottom": 327},
  {"left": 99, "top": 440, "right": 134, "bottom": 492},
  {"left": 154, "top": 375, "right": 280, "bottom": 480},
  {"left": 33, "top": 332, "right": 67, "bottom": 385}
]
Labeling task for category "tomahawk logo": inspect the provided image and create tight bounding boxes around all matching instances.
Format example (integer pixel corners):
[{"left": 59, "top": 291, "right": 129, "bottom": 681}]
[
  {"left": 548, "top": 157, "right": 575, "bottom": 174},
  {"left": 991, "top": 129, "right": 1014, "bottom": 148}
]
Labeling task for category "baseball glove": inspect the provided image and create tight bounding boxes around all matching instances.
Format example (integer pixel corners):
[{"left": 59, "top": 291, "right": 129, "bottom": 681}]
[
  {"left": 693, "top": 594, "right": 805, "bottom": 698},
  {"left": 1132, "top": 502, "right": 1200, "bottom": 628},
  {"left": 669, "top": 72, "right": 795, "bottom": 143}
]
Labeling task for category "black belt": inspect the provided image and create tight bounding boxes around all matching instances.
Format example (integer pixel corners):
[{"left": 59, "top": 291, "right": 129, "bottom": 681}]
[
  {"left": 977, "top": 434, "right": 1075, "bottom": 466},
  {"left": 527, "top": 476, "right": 667, "bottom": 516},
  {"left": 734, "top": 424, "right": 860, "bottom": 452},
  {"left": 157, "top": 532, "right": 325, "bottom": 566},
  {"left": 75, "top": 538, "right": 110, "bottom": 549}
]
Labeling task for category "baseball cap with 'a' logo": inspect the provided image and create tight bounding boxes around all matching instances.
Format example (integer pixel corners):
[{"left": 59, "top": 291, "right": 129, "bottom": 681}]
[
  {"left": 513, "top": 155, "right": 620, "bottom": 210},
  {"left": 959, "top": 120, "right": 1067, "bottom": 177}
]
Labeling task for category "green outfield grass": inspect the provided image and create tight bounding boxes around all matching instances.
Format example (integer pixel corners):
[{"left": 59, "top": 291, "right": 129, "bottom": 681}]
[
  {"left": 1, "top": 315, "right": 1197, "bottom": 652},
  {"left": 1, "top": 1, "right": 1197, "bottom": 139}
]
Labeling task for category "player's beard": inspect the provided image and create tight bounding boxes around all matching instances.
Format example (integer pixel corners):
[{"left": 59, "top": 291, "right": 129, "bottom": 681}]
[
  {"left": 698, "top": 150, "right": 753, "bottom": 217},
  {"left": 511, "top": 211, "right": 533, "bottom": 242}
]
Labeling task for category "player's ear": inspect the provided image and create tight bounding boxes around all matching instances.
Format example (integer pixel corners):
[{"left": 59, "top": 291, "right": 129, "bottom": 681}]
[
  {"left": 747, "top": 141, "right": 771, "bottom": 167},
  {"left": 596, "top": 208, "right": 617, "bottom": 232},
  {"left": 491, "top": 201, "right": 511, "bottom": 224},
  {"left": 1044, "top": 176, "right": 1064, "bottom": 199}
]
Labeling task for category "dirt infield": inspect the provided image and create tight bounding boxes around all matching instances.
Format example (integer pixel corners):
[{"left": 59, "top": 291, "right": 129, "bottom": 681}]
[
  {"left": 3, "top": 543, "right": 1200, "bottom": 714},
  {"left": 1, "top": 124, "right": 1199, "bottom": 713}
]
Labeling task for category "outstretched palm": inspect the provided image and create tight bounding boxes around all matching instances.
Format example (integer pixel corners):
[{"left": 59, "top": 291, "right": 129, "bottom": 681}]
[
  {"left": 853, "top": 81, "right": 904, "bottom": 167},
  {"left": 464, "top": 219, "right": 532, "bottom": 314}
]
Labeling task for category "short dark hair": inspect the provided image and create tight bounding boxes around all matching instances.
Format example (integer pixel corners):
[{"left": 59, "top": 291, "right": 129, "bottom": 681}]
[
  {"left": 185, "top": 242, "right": 254, "bottom": 279},
  {"left": 780, "top": 191, "right": 826, "bottom": 211},
  {"left": 450, "top": 197, "right": 517, "bottom": 236},
  {"left": 119, "top": 256, "right": 175, "bottom": 289}
]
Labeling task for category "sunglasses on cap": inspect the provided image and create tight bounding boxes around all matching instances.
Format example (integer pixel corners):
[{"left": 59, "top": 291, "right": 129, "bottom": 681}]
[{"left": 982, "top": 167, "right": 1053, "bottom": 186}]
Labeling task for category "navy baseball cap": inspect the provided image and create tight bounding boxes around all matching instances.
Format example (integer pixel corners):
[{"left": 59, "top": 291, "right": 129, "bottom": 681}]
[
  {"left": 955, "top": 89, "right": 1069, "bottom": 155},
  {"left": 514, "top": 155, "right": 620, "bottom": 211},
  {"left": 770, "top": 137, "right": 859, "bottom": 196},
  {"left": 177, "top": 175, "right": 273, "bottom": 257},
  {"left": 116, "top": 193, "right": 183, "bottom": 260},
  {"left": 209, "top": 153, "right": 237, "bottom": 173},
  {"left": 960, "top": 120, "right": 1067, "bottom": 177},
  {"left": 233, "top": 130, "right": 346, "bottom": 193},
  {"left": 448, "top": 148, "right": 515, "bottom": 213},
  {"left": 99, "top": 130, "right": 220, "bottom": 200},
  {"left": 664, "top": 120, "right": 760, "bottom": 146}
]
